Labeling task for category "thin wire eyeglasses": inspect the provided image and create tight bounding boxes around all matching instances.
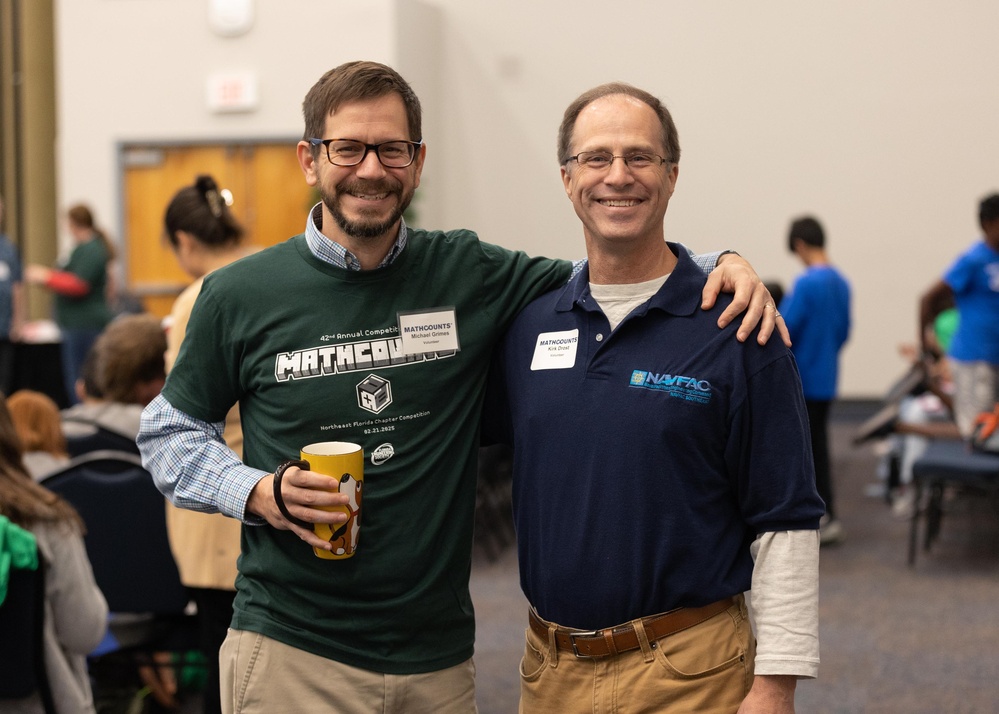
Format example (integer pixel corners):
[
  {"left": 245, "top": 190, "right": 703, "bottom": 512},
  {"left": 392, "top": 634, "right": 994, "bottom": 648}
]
[
  {"left": 309, "top": 138, "right": 423, "bottom": 168},
  {"left": 565, "top": 151, "right": 669, "bottom": 171}
]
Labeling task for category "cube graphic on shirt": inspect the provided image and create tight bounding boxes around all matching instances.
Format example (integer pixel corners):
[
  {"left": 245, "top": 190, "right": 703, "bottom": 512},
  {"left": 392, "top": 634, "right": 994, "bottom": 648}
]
[{"left": 357, "top": 374, "right": 392, "bottom": 414}]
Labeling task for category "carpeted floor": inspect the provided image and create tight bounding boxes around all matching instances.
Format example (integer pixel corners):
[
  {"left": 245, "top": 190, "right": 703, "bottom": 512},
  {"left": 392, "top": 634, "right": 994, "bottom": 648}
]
[{"left": 469, "top": 413, "right": 999, "bottom": 713}]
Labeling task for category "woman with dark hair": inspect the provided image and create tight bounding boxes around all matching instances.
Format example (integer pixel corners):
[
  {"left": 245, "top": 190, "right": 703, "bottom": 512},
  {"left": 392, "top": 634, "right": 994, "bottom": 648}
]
[
  {"left": 163, "top": 175, "right": 251, "bottom": 714},
  {"left": 26, "top": 204, "right": 115, "bottom": 404},
  {"left": 0, "top": 392, "right": 107, "bottom": 714}
]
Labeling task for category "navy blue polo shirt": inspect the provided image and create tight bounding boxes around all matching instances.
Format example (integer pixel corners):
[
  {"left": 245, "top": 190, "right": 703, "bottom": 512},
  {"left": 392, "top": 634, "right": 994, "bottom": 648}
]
[{"left": 486, "top": 244, "right": 824, "bottom": 631}]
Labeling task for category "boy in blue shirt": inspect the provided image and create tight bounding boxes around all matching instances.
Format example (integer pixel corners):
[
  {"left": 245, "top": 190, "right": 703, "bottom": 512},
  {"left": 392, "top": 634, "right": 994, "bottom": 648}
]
[{"left": 780, "top": 216, "right": 852, "bottom": 544}]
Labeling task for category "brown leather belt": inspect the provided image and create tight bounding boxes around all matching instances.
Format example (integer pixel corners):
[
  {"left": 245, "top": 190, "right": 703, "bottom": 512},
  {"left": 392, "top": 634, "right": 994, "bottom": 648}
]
[{"left": 528, "top": 597, "right": 736, "bottom": 659}]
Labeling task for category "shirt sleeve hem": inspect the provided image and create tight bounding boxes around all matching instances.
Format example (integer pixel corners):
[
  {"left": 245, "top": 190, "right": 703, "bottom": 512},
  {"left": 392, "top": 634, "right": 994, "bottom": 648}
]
[
  {"left": 218, "top": 462, "right": 269, "bottom": 524},
  {"left": 753, "top": 656, "right": 819, "bottom": 679}
]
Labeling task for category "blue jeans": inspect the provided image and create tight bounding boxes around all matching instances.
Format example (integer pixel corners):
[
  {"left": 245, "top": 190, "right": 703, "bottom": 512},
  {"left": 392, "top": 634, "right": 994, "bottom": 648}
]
[{"left": 59, "top": 327, "right": 102, "bottom": 405}]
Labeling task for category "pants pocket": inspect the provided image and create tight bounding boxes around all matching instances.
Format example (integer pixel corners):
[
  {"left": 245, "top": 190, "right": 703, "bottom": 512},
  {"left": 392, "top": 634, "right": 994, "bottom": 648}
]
[
  {"left": 519, "top": 627, "right": 550, "bottom": 682},
  {"left": 652, "top": 607, "right": 751, "bottom": 679}
]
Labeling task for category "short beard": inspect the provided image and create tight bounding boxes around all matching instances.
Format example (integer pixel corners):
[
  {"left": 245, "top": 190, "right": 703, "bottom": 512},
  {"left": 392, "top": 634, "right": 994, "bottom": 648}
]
[{"left": 321, "top": 179, "right": 415, "bottom": 241}]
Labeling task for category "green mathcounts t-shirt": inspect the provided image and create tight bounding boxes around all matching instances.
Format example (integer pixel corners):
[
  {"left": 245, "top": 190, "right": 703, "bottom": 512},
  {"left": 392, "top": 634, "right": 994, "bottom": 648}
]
[
  {"left": 54, "top": 237, "right": 112, "bottom": 330},
  {"left": 163, "top": 229, "right": 572, "bottom": 675}
]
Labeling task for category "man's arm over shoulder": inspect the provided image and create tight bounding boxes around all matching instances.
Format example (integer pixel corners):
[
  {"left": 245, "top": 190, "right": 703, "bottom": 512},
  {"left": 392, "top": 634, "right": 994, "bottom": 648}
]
[
  {"left": 476, "top": 239, "right": 574, "bottom": 324},
  {"left": 138, "top": 394, "right": 266, "bottom": 523},
  {"left": 683, "top": 245, "right": 790, "bottom": 346}
]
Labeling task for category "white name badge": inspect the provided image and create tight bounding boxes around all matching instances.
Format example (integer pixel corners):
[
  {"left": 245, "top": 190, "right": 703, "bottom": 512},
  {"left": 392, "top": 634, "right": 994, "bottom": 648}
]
[
  {"left": 397, "top": 308, "right": 460, "bottom": 355},
  {"left": 530, "top": 329, "right": 579, "bottom": 371}
]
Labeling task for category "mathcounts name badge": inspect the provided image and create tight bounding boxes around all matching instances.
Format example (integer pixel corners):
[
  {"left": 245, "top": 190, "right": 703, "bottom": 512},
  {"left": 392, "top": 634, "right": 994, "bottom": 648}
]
[
  {"left": 397, "top": 308, "right": 460, "bottom": 355},
  {"left": 531, "top": 329, "right": 579, "bottom": 370}
]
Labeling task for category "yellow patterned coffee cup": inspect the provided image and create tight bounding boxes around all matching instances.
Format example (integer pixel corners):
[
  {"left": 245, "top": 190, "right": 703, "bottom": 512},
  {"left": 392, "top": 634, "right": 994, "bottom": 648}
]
[{"left": 301, "top": 441, "right": 363, "bottom": 560}]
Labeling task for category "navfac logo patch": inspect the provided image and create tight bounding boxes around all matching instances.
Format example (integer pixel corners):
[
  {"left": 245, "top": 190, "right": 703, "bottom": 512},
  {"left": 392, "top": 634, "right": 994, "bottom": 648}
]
[
  {"left": 357, "top": 374, "right": 393, "bottom": 414},
  {"left": 629, "top": 370, "right": 712, "bottom": 404}
]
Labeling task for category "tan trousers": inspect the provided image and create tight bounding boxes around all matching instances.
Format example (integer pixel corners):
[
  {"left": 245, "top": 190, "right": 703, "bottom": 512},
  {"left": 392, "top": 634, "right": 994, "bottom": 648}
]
[
  {"left": 520, "top": 595, "right": 755, "bottom": 714},
  {"left": 220, "top": 629, "right": 477, "bottom": 714},
  {"left": 950, "top": 358, "right": 999, "bottom": 437}
]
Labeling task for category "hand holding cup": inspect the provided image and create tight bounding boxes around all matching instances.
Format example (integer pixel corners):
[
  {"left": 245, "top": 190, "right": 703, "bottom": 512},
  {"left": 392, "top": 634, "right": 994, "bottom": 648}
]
[
  {"left": 296, "top": 442, "right": 364, "bottom": 559},
  {"left": 252, "top": 461, "right": 351, "bottom": 552}
]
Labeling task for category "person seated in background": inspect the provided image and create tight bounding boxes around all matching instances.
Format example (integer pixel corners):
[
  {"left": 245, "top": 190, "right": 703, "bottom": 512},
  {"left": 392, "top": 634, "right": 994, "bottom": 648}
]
[
  {"left": 56, "top": 316, "right": 179, "bottom": 710},
  {"left": 896, "top": 299, "right": 960, "bottom": 441},
  {"left": 854, "top": 296, "right": 962, "bottom": 517},
  {"left": 0, "top": 392, "right": 108, "bottom": 714},
  {"left": 6, "top": 389, "right": 70, "bottom": 481},
  {"left": 91, "top": 313, "right": 166, "bottom": 408},
  {"left": 878, "top": 320, "right": 962, "bottom": 518},
  {"left": 891, "top": 340, "right": 960, "bottom": 444},
  {"left": 61, "top": 313, "right": 167, "bottom": 453}
]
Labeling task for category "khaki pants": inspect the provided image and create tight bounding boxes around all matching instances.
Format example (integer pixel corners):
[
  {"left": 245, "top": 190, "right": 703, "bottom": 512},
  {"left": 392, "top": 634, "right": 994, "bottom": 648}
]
[
  {"left": 950, "top": 358, "right": 999, "bottom": 438},
  {"left": 520, "top": 596, "right": 755, "bottom": 714},
  {"left": 220, "top": 629, "right": 477, "bottom": 714}
]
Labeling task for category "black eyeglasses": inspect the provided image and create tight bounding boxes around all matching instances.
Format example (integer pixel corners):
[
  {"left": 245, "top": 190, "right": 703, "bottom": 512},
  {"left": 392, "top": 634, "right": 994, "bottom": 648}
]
[
  {"left": 309, "top": 138, "right": 422, "bottom": 168},
  {"left": 565, "top": 151, "right": 669, "bottom": 171}
]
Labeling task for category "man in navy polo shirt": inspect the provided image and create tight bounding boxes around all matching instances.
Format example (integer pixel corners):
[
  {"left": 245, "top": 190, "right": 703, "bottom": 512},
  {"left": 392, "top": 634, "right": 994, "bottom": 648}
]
[{"left": 485, "top": 83, "right": 825, "bottom": 713}]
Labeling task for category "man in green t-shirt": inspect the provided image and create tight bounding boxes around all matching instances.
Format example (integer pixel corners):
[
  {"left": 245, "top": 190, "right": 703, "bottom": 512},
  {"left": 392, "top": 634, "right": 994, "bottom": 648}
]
[{"left": 138, "top": 61, "right": 786, "bottom": 714}]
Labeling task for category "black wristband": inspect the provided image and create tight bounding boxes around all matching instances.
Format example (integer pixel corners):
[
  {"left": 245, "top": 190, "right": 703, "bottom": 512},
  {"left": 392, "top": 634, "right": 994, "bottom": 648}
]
[{"left": 272, "top": 459, "right": 311, "bottom": 528}]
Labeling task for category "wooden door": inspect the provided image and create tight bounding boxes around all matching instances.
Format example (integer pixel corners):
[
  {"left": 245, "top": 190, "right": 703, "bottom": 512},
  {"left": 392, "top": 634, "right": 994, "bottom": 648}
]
[{"left": 121, "top": 142, "right": 316, "bottom": 317}]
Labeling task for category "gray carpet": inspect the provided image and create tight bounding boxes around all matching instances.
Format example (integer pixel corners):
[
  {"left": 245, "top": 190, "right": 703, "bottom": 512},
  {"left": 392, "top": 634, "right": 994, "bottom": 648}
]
[{"left": 469, "top": 415, "right": 999, "bottom": 713}]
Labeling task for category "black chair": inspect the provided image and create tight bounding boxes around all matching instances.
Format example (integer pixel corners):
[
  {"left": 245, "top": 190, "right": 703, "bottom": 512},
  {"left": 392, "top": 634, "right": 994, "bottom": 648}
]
[
  {"left": 41, "top": 450, "right": 201, "bottom": 702},
  {"left": 0, "top": 540, "right": 56, "bottom": 714},
  {"left": 42, "top": 450, "right": 188, "bottom": 614},
  {"left": 908, "top": 439, "right": 999, "bottom": 565}
]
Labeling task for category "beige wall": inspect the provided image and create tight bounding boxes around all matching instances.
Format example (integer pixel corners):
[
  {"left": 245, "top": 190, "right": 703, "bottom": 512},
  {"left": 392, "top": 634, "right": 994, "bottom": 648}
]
[
  {"left": 55, "top": 0, "right": 999, "bottom": 397},
  {"left": 55, "top": 0, "right": 433, "bottom": 251},
  {"left": 427, "top": 0, "right": 999, "bottom": 397}
]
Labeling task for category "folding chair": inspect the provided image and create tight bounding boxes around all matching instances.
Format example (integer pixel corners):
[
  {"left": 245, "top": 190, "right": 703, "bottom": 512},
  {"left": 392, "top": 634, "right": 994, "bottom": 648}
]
[{"left": 908, "top": 439, "right": 999, "bottom": 565}]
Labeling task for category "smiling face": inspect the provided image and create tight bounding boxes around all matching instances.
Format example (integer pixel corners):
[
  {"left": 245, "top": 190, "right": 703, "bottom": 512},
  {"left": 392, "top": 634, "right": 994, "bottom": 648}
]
[
  {"left": 298, "top": 93, "right": 426, "bottom": 252},
  {"left": 561, "top": 94, "right": 678, "bottom": 252}
]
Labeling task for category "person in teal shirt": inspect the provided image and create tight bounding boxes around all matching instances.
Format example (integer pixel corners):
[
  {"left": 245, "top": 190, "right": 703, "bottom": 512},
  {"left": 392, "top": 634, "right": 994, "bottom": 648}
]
[{"left": 26, "top": 204, "right": 114, "bottom": 404}]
